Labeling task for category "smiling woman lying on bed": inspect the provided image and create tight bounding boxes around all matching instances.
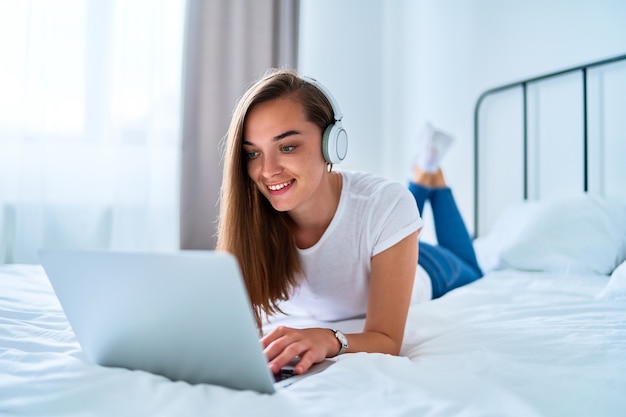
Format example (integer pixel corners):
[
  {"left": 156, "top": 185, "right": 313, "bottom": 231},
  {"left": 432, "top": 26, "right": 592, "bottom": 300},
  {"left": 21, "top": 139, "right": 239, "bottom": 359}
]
[
  {"left": 215, "top": 68, "right": 483, "bottom": 376},
  {"left": 3, "top": 54, "right": 626, "bottom": 417}
]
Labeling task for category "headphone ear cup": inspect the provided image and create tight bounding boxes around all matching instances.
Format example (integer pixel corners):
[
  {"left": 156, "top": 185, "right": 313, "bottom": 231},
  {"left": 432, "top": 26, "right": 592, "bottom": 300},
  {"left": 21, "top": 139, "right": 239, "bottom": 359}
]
[{"left": 322, "top": 121, "right": 348, "bottom": 164}]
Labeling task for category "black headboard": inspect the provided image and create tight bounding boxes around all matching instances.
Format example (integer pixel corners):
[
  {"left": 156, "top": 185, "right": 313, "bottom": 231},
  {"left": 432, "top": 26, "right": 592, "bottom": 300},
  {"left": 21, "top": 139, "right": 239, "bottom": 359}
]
[{"left": 473, "top": 53, "right": 626, "bottom": 236}]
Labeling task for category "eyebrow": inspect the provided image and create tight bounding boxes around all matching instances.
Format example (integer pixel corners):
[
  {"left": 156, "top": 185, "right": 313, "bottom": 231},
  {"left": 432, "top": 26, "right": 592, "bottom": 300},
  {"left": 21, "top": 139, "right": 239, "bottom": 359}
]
[{"left": 243, "top": 130, "right": 301, "bottom": 146}]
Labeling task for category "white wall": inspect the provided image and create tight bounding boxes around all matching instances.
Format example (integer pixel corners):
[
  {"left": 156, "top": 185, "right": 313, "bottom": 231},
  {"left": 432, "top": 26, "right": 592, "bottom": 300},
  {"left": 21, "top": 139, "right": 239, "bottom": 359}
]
[
  {"left": 298, "top": 0, "right": 384, "bottom": 176},
  {"left": 298, "top": 0, "right": 626, "bottom": 239}
]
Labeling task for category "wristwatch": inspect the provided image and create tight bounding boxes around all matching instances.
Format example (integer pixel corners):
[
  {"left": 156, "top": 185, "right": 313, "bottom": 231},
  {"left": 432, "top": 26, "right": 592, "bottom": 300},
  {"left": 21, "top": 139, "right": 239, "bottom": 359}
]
[{"left": 330, "top": 329, "right": 348, "bottom": 356}]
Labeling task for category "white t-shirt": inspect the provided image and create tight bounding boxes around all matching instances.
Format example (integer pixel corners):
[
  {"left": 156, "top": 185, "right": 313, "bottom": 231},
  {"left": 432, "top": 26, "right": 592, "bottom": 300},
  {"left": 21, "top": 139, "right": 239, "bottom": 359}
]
[{"left": 268, "top": 170, "right": 424, "bottom": 325}]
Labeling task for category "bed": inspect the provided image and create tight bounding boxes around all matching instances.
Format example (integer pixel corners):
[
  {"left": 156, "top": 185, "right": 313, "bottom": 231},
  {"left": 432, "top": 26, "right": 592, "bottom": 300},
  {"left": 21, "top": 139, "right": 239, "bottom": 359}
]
[{"left": 2, "top": 55, "right": 626, "bottom": 417}]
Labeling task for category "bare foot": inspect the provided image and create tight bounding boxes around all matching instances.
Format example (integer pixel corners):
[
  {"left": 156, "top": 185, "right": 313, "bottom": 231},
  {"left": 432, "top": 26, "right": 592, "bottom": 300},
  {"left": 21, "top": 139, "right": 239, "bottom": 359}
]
[{"left": 412, "top": 167, "right": 447, "bottom": 188}]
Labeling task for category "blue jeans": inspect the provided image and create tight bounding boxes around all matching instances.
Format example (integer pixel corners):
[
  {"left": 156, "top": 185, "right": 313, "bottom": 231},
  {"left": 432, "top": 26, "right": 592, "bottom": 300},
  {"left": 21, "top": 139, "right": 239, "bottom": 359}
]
[{"left": 408, "top": 182, "right": 482, "bottom": 299}]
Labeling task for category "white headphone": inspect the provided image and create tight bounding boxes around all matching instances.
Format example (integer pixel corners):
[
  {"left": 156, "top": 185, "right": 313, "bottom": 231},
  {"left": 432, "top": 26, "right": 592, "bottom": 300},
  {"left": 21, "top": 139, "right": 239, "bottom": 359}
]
[{"left": 301, "top": 76, "right": 349, "bottom": 165}]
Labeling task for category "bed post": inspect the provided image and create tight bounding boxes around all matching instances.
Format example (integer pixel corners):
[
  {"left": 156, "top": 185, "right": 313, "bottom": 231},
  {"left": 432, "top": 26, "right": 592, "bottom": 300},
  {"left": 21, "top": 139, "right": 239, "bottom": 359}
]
[
  {"left": 582, "top": 67, "right": 589, "bottom": 192},
  {"left": 473, "top": 53, "right": 626, "bottom": 237}
]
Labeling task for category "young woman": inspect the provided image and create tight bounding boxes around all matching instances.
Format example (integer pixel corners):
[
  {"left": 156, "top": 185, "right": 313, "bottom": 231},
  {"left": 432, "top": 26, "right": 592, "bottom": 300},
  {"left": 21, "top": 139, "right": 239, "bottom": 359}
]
[{"left": 216, "top": 69, "right": 481, "bottom": 376}]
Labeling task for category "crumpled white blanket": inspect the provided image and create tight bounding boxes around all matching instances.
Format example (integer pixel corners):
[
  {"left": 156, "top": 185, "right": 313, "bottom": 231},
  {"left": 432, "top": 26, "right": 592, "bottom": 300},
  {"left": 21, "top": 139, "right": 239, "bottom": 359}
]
[{"left": 1, "top": 264, "right": 625, "bottom": 417}]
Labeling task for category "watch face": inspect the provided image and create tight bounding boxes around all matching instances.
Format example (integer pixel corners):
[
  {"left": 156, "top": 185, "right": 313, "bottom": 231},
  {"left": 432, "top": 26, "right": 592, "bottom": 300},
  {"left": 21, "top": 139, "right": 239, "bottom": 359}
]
[
  {"left": 336, "top": 331, "right": 348, "bottom": 346},
  {"left": 330, "top": 329, "right": 348, "bottom": 356},
  {"left": 334, "top": 330, "right": 348, "bottom": 355}
]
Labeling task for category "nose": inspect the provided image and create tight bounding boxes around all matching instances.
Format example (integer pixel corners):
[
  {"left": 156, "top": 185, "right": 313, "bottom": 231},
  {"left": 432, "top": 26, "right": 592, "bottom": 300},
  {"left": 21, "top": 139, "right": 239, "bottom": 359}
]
[{"left": 261, "top": 153, "right": 282, "bottom": 178}]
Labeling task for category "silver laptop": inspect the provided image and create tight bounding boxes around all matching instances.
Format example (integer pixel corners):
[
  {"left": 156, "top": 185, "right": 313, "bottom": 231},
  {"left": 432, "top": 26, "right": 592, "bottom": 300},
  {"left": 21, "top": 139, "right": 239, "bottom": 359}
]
[{"left": 38, "top": 249, "right": 333, "bottom": 394}]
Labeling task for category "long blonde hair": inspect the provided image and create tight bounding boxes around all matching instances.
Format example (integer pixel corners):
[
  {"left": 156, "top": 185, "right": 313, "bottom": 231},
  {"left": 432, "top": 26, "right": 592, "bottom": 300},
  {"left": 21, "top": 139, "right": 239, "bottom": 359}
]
[{"left": 216, "top": 68, "right": 335, "bottom": 329}]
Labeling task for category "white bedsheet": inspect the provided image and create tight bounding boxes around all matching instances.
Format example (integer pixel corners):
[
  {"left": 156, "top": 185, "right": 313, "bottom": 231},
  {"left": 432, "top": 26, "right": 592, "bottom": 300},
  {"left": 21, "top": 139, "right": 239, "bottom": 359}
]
[{"left": 1, "top": 264, "right": 625, "bottom": 417}]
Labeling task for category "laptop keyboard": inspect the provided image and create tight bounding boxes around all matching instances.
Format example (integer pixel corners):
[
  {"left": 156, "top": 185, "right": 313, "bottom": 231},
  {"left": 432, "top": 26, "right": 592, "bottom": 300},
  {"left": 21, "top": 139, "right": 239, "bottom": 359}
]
[
  {"left": 274, "top": 367, "right": 297, "bottom": 382},
  {"left": 273, "top": 357, "right": 300, "bottom": 382}
]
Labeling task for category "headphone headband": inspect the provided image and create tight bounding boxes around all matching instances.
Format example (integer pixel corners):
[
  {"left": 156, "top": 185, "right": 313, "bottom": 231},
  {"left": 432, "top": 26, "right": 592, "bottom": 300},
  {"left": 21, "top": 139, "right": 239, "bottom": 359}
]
[
  {"left": 301, "top": 76, "right": 344, "bottom": 122},
  {"left": 301, "top": 75, "right": 349, "bottom": 165}
]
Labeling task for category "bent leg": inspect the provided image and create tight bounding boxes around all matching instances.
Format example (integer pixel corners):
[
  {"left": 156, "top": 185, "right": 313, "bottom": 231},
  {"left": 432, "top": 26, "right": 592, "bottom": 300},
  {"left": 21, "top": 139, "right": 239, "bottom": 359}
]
[
  {"left": 429, "top": 187, "right": 481, "bottom": 276},
  {"left": 418, "top": 243, "right": 481, "bottom": 299}
]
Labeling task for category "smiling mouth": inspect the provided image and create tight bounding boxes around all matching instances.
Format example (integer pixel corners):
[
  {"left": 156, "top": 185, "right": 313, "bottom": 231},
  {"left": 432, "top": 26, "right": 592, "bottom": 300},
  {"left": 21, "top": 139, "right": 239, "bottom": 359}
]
[{"left": 267, "top": 179, "right": 294, "bottom": 191}]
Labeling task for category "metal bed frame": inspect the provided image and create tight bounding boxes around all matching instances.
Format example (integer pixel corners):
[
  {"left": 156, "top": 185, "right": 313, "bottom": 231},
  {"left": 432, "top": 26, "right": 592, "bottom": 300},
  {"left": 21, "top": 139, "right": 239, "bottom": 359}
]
[{"left": 473, "top": 53, "right": 626, "bottom": 235}]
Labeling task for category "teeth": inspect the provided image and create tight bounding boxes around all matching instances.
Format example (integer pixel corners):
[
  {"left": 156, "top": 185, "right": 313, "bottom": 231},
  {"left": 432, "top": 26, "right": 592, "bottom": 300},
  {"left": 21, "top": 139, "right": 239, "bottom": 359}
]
[{"left": 267, "top": 180, "right": 292, "bottom": 191}]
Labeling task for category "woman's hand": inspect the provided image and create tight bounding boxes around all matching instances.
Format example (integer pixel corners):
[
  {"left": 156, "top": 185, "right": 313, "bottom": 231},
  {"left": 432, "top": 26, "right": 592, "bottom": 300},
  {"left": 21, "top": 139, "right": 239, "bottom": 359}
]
[{"left": 261, "top": 326, "right": 339, "bottom": 375}]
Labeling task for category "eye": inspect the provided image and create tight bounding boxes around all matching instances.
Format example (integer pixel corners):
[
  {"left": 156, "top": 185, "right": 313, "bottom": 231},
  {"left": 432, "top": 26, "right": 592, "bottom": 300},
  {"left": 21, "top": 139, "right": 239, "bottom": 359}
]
[
  {"left": 245, "top": 150, "right": 259, "bottom": 159},
  {"left": 281, "top": 145, "right": 296, "bottom": 153}
]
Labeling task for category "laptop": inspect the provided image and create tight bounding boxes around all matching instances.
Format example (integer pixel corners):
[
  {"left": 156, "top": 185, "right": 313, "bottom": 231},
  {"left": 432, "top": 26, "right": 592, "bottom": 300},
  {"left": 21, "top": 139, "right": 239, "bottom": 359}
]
[{"left": 38, "top": 249, "right": 333, "bottom": 394}]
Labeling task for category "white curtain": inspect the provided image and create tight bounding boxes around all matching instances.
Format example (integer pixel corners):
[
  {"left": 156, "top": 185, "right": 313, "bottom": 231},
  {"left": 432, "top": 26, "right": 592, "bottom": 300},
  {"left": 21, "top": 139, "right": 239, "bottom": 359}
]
[{"left": 0, "top": 0, "right": 186, "bottom": 264}]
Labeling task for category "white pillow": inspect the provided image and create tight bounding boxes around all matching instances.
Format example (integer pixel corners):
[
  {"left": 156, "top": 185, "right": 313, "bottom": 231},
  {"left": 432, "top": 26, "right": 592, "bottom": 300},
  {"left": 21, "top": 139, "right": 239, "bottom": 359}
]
[
  {"left": 474, "top": 195, "right": 626, "bottom": 275},
  {"left": 597, "top": 260, "right": 626, "bottom": 299}
]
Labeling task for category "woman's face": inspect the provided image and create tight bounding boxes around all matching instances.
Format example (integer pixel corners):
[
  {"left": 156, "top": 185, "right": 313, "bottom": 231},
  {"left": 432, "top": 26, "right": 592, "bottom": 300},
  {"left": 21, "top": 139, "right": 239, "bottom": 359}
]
[{"left": 243, "top": 96, "right": 327, "bottom": 214}]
